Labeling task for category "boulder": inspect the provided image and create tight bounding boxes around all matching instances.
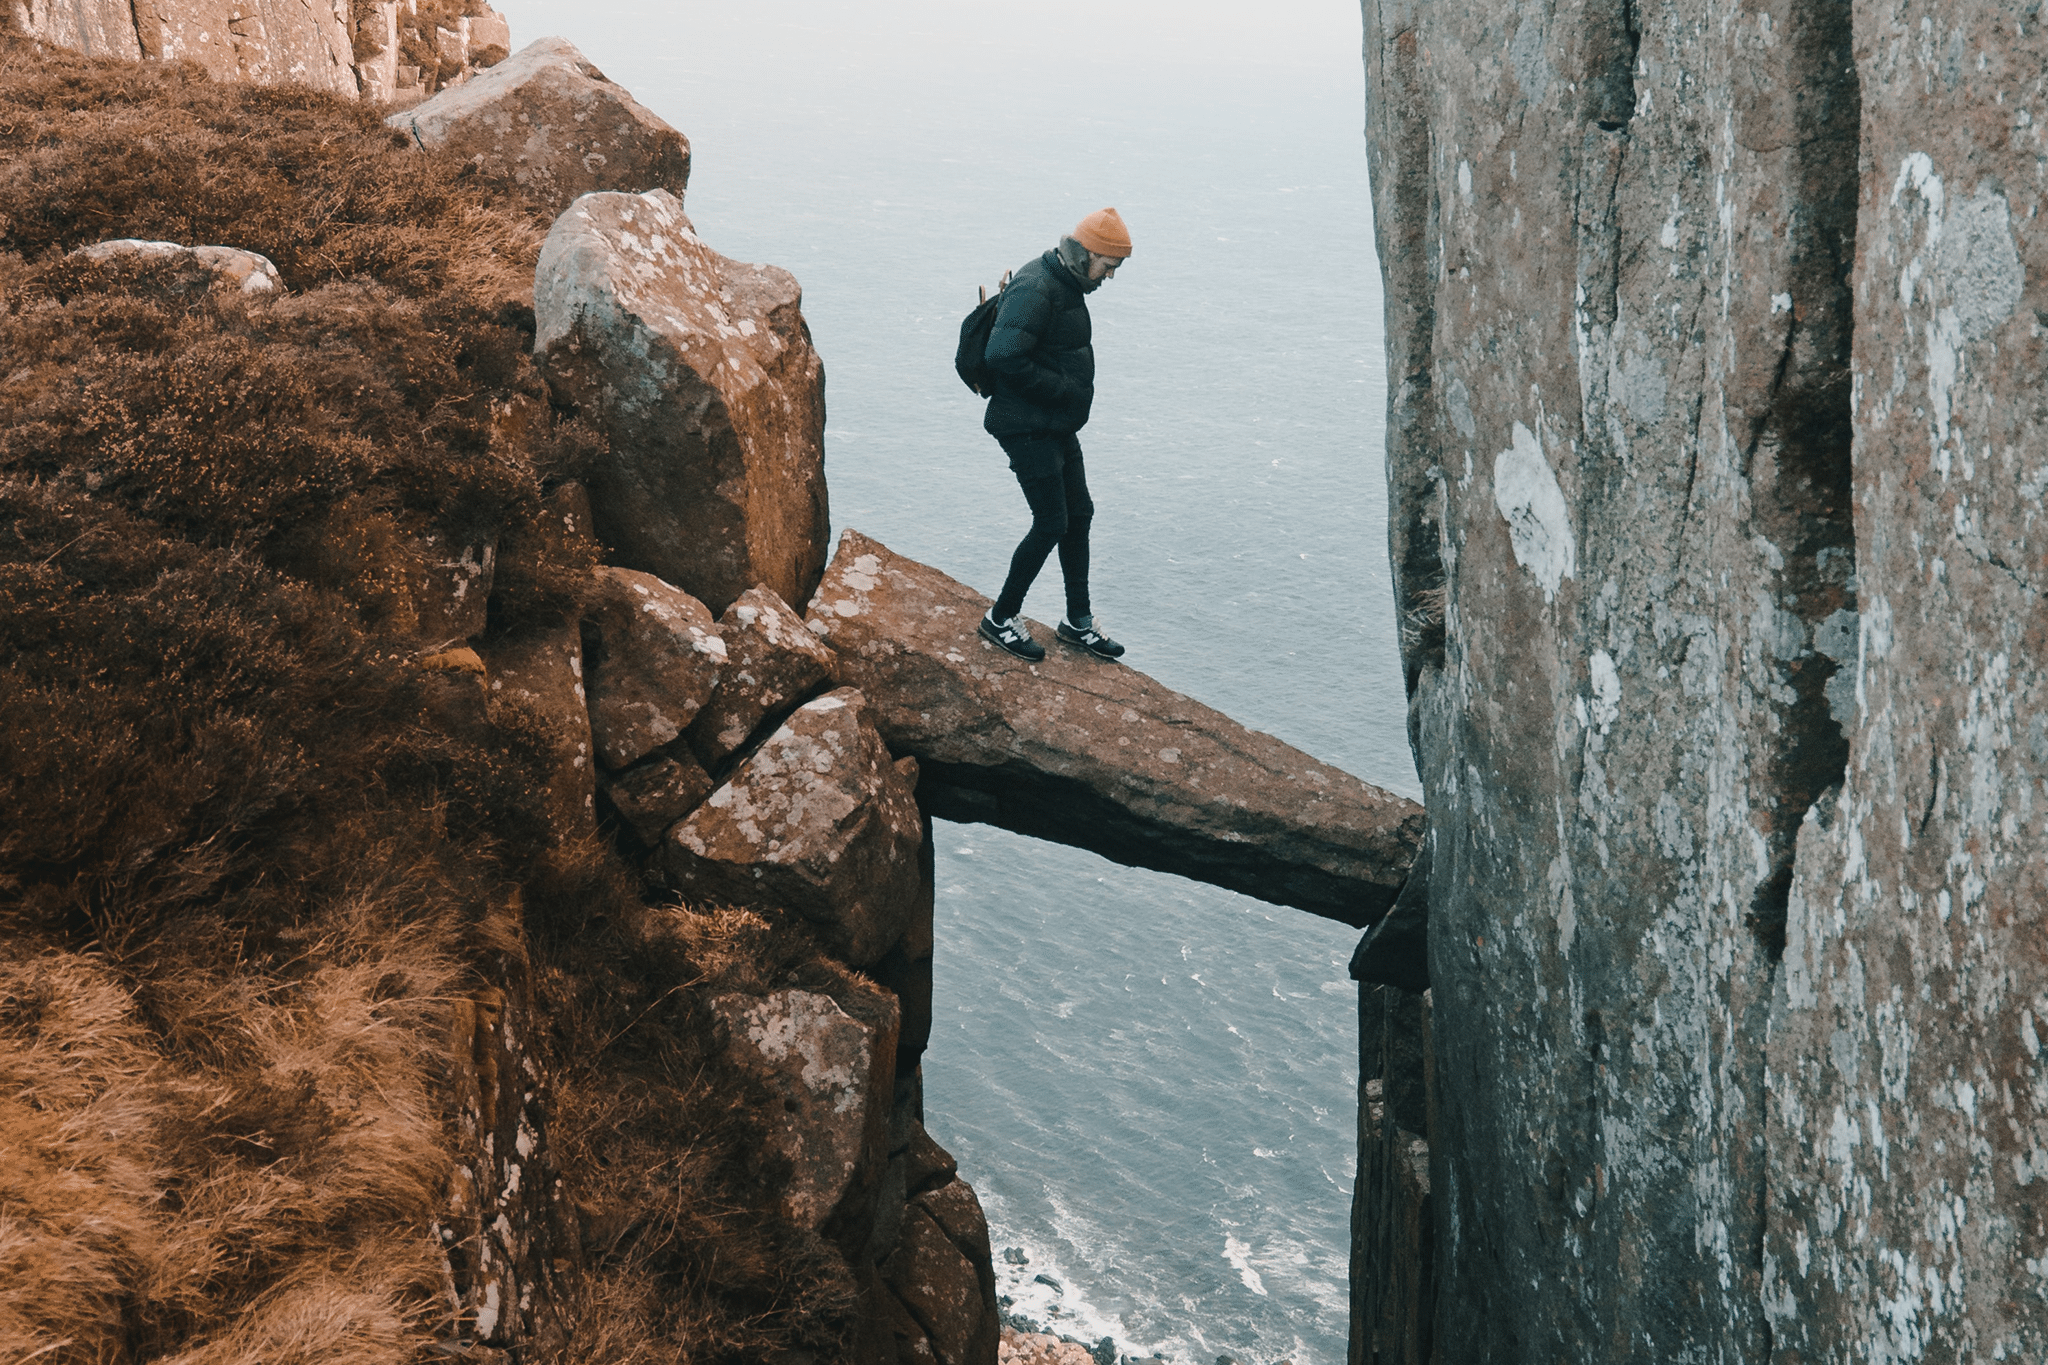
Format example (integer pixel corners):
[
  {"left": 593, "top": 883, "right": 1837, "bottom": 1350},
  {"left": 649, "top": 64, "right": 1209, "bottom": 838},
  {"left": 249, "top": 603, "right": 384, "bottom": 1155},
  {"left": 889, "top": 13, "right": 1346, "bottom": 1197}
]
[
  {"left": 599, "top": 752, "right": 713, "bottom": 846},
  {"left": 584, "top": 567, "right": 727, "bottom": 770},
  {"left": 662, "top": 688, "right": 923, "bottom": 966},
  {"left": 688, "top": 585, "right": 836, "bottom": 769},
  {"left": 68, "top": 240, "right": 281, "bottom": 295},
  {"left": 535, "top": 189, "right": 829, "bottom": 615},
  {"left": 481, "top": 623, "right": 593, "bottom": 839},
  {"left": 710, "top": 988, "right": 887, "bottom": 1231},
  {"left": 387, "top": 37, "right": 690, "bottom": 216},
  {"left": 804, "top": 530, "right": 1423, "bottom": 927}
]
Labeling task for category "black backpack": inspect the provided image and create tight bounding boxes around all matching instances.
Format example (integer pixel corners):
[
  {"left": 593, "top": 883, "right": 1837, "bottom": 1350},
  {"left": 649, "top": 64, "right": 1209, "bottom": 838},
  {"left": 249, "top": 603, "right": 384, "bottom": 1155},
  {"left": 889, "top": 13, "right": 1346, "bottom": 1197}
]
[{"left": 954, "top": 270, "right": 1012, "bottom": 397}]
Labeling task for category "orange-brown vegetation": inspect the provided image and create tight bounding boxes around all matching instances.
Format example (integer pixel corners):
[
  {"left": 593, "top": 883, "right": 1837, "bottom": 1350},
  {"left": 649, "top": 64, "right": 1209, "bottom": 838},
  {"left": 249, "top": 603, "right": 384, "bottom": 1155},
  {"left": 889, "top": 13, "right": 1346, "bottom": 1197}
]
[{"left": 0, "top": 36, "right": 861, "bottom": 1364}]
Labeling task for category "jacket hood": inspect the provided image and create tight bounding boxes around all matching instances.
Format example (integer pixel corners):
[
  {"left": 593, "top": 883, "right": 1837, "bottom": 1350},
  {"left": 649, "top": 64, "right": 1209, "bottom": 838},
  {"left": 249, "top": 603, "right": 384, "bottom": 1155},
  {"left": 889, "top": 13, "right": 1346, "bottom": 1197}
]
[{"left": 1049, "top": 241, "right": 1103, "bottom": 295}]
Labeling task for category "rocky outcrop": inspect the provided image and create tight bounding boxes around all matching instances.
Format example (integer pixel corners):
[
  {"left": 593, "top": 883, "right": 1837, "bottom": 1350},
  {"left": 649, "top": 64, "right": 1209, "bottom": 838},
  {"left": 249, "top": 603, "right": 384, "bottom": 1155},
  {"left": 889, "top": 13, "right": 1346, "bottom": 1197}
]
[
  {"left": 535, "top": 189, "right": 830, "bottom": 615},
  {"left": 663, "top": 688, "right": 925, "bottom": 967},
  {"left": 389, "top": 37, "right": 690, "bottom": 215},
  {"left": 1363, "top": 0, "right": 2048, "bottom": 1358},
  {"left": 9, "top": 0, "right": 139, "bottom": 60},
  {"left": 1763, "top": 10, "right": 2048, "bottom": 1359},
  {"left": 14, "top": 0, "right": 511, "bottom": 105},
  {"left": 804, "top": 530, "right": 1424, "bottom": 927}
]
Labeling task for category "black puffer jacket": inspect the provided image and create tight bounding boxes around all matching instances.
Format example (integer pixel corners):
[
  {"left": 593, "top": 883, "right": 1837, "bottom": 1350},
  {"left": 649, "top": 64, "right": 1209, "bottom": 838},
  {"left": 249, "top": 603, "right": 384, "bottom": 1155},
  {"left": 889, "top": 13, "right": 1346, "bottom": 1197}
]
[{"left": 982, "top": 249, "right": 1095, "bottom": 438}]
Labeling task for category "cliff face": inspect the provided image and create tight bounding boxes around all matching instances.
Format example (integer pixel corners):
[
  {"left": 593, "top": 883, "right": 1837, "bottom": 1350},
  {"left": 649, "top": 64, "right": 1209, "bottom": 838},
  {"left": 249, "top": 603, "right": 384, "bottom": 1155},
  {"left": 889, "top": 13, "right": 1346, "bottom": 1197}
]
[
  {"left": 1361, "top": 0, "right": 2048, "bottom": 1359},
  {"left": 0, "top": 27, "right": 1428, "bottom": 1365},
  {"left": 12, "top": 0, "right": 511, "bottom": 104}
]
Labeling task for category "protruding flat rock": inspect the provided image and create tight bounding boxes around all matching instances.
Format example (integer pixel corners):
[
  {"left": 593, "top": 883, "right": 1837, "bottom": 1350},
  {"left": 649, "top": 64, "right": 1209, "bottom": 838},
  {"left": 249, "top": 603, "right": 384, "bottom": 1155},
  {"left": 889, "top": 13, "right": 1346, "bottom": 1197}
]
[
  {"left": 535, "top": 189, "right": 829, "bottom": 614},
  {"left": 803, "top": 531, "right": 1423, "bottom": 927},
  {"left": 388, "top": 37, "right": 690, "bottom": 215}
]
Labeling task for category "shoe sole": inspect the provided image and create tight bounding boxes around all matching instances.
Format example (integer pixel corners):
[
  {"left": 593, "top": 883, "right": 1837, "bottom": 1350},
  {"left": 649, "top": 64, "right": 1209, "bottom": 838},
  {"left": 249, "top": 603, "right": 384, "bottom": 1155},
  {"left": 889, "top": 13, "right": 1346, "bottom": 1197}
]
[
  {"left": 1055, "top": 630, "right": 1124, "bottom": 661},
  {"left": 978, "top": 622, "right": 1045, "bottom": 661}
]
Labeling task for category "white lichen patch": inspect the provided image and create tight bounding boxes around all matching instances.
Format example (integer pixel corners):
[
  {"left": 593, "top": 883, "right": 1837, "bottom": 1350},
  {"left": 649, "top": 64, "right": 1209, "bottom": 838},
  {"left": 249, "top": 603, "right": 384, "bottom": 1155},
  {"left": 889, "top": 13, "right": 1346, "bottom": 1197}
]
[{"left": 1493, "top": 421, "right": 1577, "bottom": 600}]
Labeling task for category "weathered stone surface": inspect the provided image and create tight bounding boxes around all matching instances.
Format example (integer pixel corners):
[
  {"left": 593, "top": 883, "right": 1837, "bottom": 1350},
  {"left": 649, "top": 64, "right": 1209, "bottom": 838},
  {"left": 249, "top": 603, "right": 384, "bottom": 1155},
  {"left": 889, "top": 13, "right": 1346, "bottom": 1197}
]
[
  {"left": 402, "top": 521, "right": 495, "bottom": 649},
  {"left": 20, "top": 0, "right": 512, "bottom": 105},
  {"left": 69, "top": 239, "right": 282, "bottom": 295},
  {"left": 804, "top": 530, "right": 1422, "bottom": 927},
  {"left": 689, "top": 585, "right": 836, "bottom": 769},
  {"left": 584, "top": 567, "right": 726, "bottom": 771},
  {"left": 132, "top": 0, "right": 360, "bottom": 98},
  {"left": 883, "top": 1204, "right": 994, "bottom": 1365},
  {"left": 389, "top": 37, "right": 689, "bottom": 216},
  {"left": 11, "top": 0, "right": 140, "bottom": 61},
  {"left": 599, "top": 752, "right": 713, "bottom": 845},
  {"left": 352, "top": 0, "right": 510, "bottom": 107},
  {"left": 711, "top": 988, "right": 882, "bottom": 1231},
  {"left": 481, "top": 623, "right": 592, "bottom": 838},
  {"left": 1758, "top": 12, "right": 2048, "bottom": 1361},
  {"left": 439, "top": 965, "right": 575, "bottom": 1349},
  {"left": 535, "top": 189, "right": 829, "bottom": 615},
  {"left": 1348, "top": 990, "right": 1432, "bottom": 1365},
  {"left": 1363, "top": 0, "right": 2046, "bottom": 1358},
  {"left": 914, "top": 1180, "right": 996, "bottom": 1329},
  {"left": 883, "top": 1283, "right": 940, "bottom": 1365},
  {"left": 916, "top": 1175, "right": 987, "bottom": 1250},
  {"left": 901, "top": 1117, "right": 958, "bottom": 1197},
  {"left": 1348, "top": 839, "right": 1428, "bottom": 995},
  {"left": 663, "top": 688, "right": 923, "bottom": 966}
]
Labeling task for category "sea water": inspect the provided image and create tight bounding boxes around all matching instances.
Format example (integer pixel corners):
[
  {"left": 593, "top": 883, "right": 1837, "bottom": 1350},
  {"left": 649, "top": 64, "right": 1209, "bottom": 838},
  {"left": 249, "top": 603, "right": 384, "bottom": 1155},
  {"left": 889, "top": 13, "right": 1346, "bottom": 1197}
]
[{"left": 496, "top": 5, "right": 1415, "bottom": 1359}]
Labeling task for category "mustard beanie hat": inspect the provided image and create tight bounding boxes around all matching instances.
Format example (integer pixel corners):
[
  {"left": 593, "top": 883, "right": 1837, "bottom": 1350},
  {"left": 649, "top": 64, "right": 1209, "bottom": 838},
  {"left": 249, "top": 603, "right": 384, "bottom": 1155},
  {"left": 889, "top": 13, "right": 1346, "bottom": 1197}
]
[{"left": 1073, "top": 207, "right": 1133, "bottom": 257}]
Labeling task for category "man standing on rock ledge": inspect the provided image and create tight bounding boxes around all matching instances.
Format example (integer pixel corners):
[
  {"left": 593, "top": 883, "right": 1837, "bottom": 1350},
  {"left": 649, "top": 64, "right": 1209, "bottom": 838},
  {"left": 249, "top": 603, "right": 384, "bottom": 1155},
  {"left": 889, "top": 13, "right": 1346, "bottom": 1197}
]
[{"left": 977, "top": 208, "right": 1132, "bottom": 663}]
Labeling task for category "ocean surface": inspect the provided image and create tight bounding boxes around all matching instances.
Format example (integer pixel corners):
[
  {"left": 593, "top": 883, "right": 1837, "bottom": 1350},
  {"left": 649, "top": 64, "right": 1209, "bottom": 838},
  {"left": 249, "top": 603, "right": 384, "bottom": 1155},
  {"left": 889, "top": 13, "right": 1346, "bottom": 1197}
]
[{"left": 498, "top": 5, "right": 1416, "bottom": 1359}]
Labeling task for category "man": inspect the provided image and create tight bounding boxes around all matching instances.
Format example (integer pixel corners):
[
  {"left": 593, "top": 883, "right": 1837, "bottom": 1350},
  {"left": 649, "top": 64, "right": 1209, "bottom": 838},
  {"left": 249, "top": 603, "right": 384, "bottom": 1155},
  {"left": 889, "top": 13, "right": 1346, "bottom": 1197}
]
[{"left": 976, "top": 207, "right": 1131, "bottom": 663}]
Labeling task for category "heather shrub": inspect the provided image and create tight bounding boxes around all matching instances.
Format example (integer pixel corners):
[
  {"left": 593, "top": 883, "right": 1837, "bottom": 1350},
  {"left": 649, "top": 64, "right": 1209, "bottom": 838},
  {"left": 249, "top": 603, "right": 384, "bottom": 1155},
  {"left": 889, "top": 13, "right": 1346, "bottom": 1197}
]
[{"left": 0, "top": 37, "right": 858, "bottom": 1365}]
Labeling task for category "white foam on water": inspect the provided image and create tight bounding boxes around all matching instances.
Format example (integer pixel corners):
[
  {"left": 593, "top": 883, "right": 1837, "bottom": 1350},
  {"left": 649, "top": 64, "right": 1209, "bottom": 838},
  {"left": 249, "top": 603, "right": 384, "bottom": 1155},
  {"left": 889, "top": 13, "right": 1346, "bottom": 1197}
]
[{"left": 1223, "top": 1234, "right": 1270, "bottom": 1297}]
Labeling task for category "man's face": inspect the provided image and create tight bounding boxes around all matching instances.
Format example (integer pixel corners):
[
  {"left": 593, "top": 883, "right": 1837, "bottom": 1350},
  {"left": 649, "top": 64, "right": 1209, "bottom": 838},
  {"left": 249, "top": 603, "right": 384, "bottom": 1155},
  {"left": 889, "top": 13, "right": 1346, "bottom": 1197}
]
[{"left": 1086, "top": 252, "right": 1126, "bottom": 282}]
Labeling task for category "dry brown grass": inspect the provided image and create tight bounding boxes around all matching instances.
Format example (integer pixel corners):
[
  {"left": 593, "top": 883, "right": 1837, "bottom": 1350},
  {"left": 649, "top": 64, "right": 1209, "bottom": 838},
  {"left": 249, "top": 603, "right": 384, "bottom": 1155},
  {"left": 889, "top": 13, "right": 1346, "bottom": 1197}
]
[
  {"left": 0, "top": 36, "right": 871, "bottom": 1365},
  {"left": 0, "top": 902, "right": 457, "bottom": 1365}
]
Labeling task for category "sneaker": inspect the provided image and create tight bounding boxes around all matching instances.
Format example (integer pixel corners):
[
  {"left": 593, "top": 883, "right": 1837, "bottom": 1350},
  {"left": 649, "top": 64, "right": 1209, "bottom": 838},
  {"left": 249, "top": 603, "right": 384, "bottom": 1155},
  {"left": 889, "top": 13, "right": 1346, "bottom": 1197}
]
[
  {"left": 979, "top": 610, "right": 1046, "bottom": 661},
  {"left": 1056, "top": 618, "right": 1126, "bottom": 660}
]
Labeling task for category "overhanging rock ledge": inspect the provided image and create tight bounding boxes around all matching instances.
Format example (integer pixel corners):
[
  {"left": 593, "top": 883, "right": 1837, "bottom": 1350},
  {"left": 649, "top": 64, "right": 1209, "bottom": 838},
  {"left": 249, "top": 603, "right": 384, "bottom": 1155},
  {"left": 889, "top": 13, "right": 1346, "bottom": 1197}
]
[{"left": 804, "top": 529, "right": 1423, "bottom": 927}]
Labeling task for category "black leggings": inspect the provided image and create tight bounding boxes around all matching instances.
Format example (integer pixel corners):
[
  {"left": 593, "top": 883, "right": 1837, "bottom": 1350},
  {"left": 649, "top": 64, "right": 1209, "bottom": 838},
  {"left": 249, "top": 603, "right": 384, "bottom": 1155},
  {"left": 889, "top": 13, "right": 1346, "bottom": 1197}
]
[{"left": 992, "top": 435, "right": 1093, "bottom": 624}]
